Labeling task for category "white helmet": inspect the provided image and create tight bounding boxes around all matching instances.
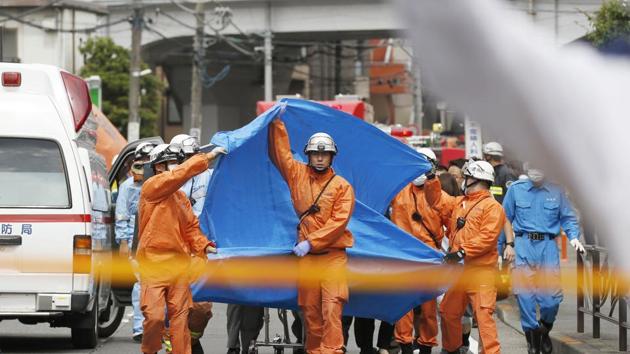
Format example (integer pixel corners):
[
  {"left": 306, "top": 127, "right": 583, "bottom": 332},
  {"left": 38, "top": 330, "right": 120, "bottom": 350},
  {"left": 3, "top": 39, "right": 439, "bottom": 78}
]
[
  {"left": 482, "top": 142, "right": 503, "bottom": 157},
  {"left": 462, "top": 160, "right": 495, "bottom": 183},
  {"left": 135, "top": 142, "right": 156, "bottom": 160},
  {"left": 416, "top": 147, "right": 437, "bottom": 164},
  {"left": 170, "top": 134, "right": 199, "bottom": 155},
  {"left": 148, "top": 143, "right": 182, "bottom": 166},
  {"left": 304, "top": 132, "right": 337, "bottom": 155}
]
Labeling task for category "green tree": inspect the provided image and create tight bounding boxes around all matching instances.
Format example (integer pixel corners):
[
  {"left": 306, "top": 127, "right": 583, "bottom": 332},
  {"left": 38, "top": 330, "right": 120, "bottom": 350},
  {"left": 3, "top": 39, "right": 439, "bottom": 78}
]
[
  {"left": 586, "top": 0, "right": 630, "bottom": 47},
  {"left": 79, "top": 37, "right": 162, "bottom": 138}
]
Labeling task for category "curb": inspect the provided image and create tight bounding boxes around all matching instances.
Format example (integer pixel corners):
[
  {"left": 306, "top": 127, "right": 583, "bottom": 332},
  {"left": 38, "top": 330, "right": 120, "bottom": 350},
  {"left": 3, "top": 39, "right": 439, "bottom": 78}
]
[{"left": 495, "top": 298, "right": 596, "bottom": 354}]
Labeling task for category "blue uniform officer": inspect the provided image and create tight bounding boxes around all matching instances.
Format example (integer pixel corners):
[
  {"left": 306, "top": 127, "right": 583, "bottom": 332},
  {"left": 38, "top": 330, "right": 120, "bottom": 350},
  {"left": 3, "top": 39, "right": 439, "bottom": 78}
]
[
  {"left": 502, "top": 169, "right": 584, "bottom": 354},
  {"left": 114, "top": 142, "right": 155, "bottom": 342}
]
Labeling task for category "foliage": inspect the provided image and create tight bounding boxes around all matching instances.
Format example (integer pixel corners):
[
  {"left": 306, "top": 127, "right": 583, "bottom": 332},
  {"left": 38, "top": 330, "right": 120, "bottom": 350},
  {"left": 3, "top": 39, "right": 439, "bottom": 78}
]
[
  {"left": 586, "top": 0, "right": 630, "bottom": 48},
  {"left": 79, "top": 37, "right": 162, "bottom": 138}
]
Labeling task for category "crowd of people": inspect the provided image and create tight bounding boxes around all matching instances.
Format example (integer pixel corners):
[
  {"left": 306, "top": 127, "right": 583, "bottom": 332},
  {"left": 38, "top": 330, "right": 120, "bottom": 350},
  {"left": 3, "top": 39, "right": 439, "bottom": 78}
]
[{"left": 114, "top": 119, "right": 584, "bottom": 354}]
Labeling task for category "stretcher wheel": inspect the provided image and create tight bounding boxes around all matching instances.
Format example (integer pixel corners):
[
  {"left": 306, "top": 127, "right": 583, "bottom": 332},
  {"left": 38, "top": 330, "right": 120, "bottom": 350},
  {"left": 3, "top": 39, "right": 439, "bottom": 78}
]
[
  {"left": 274, "top": 348, "right": 284, "bottom": 354},
  {"left": 248, "top": 347, "right": 258, "bottom": 354}
]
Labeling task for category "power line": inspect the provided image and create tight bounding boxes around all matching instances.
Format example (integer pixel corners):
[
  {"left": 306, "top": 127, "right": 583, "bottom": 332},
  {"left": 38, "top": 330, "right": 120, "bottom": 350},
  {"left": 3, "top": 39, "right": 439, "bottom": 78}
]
[
  {"left": 0, "top": 0, "right": 64, "bottom": 25},
  {"left": 0, "top": 9, "right": 127, "bottom": 33}
]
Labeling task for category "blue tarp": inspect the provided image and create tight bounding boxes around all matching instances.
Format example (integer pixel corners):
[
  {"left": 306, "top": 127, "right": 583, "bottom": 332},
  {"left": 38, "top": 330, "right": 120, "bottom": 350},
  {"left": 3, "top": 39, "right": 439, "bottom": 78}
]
[{"left": 193, "top": 99, "right": 451, "bottom": 323}]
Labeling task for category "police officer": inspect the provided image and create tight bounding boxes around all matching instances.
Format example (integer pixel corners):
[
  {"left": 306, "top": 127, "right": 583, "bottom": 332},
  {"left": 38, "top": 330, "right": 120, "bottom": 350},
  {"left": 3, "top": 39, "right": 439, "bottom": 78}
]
[
  {"left": 502, "top": 169, "right": 584, "bottom": 354},
  {"left": 115, "top": 141, "right": 155, "bottom": 342}
]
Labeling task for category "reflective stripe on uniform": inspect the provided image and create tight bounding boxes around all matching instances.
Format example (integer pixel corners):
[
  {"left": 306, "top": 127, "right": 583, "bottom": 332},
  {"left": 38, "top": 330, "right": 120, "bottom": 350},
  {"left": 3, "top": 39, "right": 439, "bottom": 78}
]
[{"left": 490, "top": 186, "right": 503, "bottom": 196}]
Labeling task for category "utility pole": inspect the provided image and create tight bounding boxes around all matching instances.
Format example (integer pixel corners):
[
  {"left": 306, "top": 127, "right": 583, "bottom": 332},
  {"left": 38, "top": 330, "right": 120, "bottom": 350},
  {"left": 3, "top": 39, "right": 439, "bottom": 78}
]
[
  {"left": 189, "top": 1, "right": 205, "bottom": 140},
  {"left": 263, "top": 1, "right": 272, "bottom": 101},
  {"left": 334, "top": 41, "right": 341, "bottom": 96},
  {"left": 127, "top": 1, "right": 143, "bottom": 142}
]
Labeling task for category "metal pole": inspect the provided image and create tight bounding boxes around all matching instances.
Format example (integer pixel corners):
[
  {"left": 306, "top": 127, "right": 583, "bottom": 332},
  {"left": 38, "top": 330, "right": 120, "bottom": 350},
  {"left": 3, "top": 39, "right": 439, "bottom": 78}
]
[
  {"left": 127, "top": 1, "right": 143, "bottom": 142},
  {"left": 620, "top": 276, "right": 628, "bottom": 351},
  {"left": 334, "top": 41, "right": 341, "bottom": 96},
  {"left": 189, "top": 0, "right": 205, "bottom": 140},
  {"left": 554, "top": 0, "right": 559, "bottom": 45},
  {"left": 264, "top": 1, "right": 273, "bottom": 101},
  {"left": 593, "top": 250, "right": 601, "bottom": 338},
  {"left": 577, "top": 251, "right": 588, "bottom": 333}
]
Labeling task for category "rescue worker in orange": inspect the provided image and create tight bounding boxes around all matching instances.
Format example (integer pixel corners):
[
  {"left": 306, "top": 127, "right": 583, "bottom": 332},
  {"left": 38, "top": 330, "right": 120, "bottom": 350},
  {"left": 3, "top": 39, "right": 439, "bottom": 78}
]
[
  {"left": 268, "top": 118, "right": 355, "bottom": 354},
  {"left": 136, "top": 143, "right": 225, "bottom": 354},
  {"left": 390, "top": 148, "right": 446, "bottom": 354},
  {"left": 424, "top": 159, "right": 505, "bottom": 354}
]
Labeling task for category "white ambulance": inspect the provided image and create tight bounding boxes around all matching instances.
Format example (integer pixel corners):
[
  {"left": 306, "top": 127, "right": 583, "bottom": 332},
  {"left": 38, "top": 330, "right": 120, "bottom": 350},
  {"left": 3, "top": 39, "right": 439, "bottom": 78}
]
[{"left": 0, "top": 63, "right": 124, "bottom": 348}]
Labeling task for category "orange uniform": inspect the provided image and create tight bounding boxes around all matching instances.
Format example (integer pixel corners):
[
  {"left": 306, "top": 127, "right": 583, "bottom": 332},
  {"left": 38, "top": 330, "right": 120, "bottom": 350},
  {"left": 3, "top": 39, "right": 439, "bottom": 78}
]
[
  {"left": 268, "top": 119, "right": 355, "bottom": 354},
  {"left": 390, "top": 184, "right": 447, "bottom": 349},
  {"left": 424, "top": 178, "right": 505, "bottom": 354},
  {"left": 137, "top": 154, "right": 212, "bottom": 354}
]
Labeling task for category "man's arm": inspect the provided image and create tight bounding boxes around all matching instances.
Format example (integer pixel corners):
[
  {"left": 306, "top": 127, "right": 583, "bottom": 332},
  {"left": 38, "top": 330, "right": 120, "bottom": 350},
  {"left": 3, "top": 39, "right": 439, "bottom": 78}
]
[
  {"left": 424, "top": 178, "right": 456, "bottom": 221},
  {"left": 183, "top": 201, "right": 214, "bottom": 256},
  {"left": 268, "top": 119, "right": 302, "bottom": 182},
  {"left": 142, "top": 154, "right": 211, "bottom": 203},
  {"left": 502, "top": 185, "right": 516, "bottom": 223},
  {"left": 115, "top": 181, "right": 132, "bottom": 253},
  {"left": 559, "top": 190, "right": 580, "bottom": 241},
  {"left": 306, "top": 184, "right": 355, "bottom": 253}
]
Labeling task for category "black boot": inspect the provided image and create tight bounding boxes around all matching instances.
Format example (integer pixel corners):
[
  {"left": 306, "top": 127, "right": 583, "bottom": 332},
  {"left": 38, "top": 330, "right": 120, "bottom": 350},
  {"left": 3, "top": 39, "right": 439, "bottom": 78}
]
[
  {"left": 191, "top": 341, "right": 204, "bottom": 354},
  {"left": 525, "top": 330, "right": 540, "bottom": 354},
  {"left": 399, "top": 343, "right": 413, "bottom": 354},
  {"left": 539, "top": 321, "right": 553, "bottom": 354},
  {"left": 417, "top": 344, "right": 432, "bottom": 354},
  {"left": 462, "top": 331, "right": 470, "bottom": 347}
]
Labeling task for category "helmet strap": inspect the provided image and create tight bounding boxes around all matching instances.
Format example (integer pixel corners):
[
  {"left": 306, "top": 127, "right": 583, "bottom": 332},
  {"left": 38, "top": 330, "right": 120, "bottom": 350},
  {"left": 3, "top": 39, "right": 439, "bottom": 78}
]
[{"left": 462, "top": 177, "right": 481, "bottom": 195}]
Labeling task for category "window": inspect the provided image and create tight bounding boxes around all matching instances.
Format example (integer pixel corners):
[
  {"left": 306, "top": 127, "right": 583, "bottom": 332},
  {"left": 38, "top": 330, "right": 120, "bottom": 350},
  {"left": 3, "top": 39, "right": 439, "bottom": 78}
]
[
  {"left": 167, "top": 95, "right": 182, "bottom": 125},
  {"left": 0, "top": 138, "right": 70, "bottom": 208},
  {"left": 0, "top": 27, "right": 18, "bottom": 63}
]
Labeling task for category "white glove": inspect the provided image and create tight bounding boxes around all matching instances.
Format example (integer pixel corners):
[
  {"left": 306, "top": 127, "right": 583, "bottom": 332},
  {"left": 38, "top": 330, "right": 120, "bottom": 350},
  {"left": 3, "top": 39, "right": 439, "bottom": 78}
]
[{"left": 570, "top": 239, "right": 585, "bottom": 254}]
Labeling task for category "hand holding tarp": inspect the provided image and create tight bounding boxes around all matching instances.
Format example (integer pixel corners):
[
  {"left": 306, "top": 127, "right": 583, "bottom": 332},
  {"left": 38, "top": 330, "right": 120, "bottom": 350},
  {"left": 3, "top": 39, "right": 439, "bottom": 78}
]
[{"left": 293, "top": 240, "right": 311, "bottom": 257}]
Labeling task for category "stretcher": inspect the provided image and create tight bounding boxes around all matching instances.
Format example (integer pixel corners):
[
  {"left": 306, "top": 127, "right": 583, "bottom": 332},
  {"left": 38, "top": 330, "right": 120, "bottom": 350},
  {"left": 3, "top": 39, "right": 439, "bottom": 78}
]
[{"left": 248, "top": 308, "right": 305, "bottom": 354}]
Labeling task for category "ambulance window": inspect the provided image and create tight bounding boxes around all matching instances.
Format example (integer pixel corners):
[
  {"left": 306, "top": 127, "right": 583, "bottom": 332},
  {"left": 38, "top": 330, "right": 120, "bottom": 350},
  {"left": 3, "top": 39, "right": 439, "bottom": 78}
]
[{"left": 0, "top": 138, "right": 70, "bottom": 208}]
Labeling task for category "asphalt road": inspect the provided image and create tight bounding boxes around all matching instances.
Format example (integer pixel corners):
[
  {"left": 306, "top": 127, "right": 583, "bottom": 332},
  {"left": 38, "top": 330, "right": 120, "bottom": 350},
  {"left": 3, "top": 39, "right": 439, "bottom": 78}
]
[{"left": 0, "top": 303, "right": 527, "bottom": 353}]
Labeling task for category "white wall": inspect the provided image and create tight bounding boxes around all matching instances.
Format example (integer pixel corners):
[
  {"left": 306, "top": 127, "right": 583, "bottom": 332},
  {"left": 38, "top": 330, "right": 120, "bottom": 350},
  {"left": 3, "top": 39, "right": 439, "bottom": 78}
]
[{"left": 4, "top": 7, "right": 102, "bottom": 73}]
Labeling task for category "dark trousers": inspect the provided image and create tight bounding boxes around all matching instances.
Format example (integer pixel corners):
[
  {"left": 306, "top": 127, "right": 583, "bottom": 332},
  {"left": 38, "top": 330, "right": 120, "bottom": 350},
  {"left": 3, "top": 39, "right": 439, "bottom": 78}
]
[{"left": 342, "top": 316, "right": 394, "bottom": 351}]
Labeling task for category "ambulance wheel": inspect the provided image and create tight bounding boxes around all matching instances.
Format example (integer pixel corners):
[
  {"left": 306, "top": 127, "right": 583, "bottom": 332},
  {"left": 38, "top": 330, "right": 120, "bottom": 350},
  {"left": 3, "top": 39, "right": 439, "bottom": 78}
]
[
  {"left": 97, "top": 292, "right": 125, "bottom": 338},
  {"left": 71, "top": 299, "right": 98, "bottom": 349}
]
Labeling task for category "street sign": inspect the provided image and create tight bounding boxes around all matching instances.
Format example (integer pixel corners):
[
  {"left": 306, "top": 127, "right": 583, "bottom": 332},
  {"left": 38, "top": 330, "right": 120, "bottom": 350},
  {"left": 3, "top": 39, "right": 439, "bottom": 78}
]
[
  {"left": 465, "top": 117, "right": 483, "bottom": 159},
  {"left": 86, "top": 75, "right": 102, "bottom": 109}
]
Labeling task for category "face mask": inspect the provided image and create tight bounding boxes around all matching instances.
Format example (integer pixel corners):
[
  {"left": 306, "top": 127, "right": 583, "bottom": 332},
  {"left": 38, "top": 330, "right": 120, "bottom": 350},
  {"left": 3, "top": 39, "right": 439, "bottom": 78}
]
[
  {"left": 167, "top": 163, "right": 178, "bottom": 171},
  {"left": 412, "top": 174, "right": 427, "bottom": 187},
  {"left": 527, "top": 169, "right": 545, "bottom": 183}
]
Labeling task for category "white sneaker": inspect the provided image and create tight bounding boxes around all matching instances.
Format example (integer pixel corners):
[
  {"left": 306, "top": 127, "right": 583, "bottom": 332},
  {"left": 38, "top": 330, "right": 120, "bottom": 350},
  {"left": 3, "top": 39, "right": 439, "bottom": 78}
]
[{"left": 378, "top": 349, "right": 389, "bottom": 354}]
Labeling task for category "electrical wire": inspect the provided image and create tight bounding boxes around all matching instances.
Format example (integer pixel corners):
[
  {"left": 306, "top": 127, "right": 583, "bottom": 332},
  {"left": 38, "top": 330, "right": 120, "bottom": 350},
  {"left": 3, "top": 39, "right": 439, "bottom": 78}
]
[
  {"left": 0, "top": 9, "right": 127, "bottom": 33},
  {"left": 0, "top": 0, "right": 64, "bottom": 25},
  {"left": 168, "top": 0, "right": 197, "bottom": 15}
]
